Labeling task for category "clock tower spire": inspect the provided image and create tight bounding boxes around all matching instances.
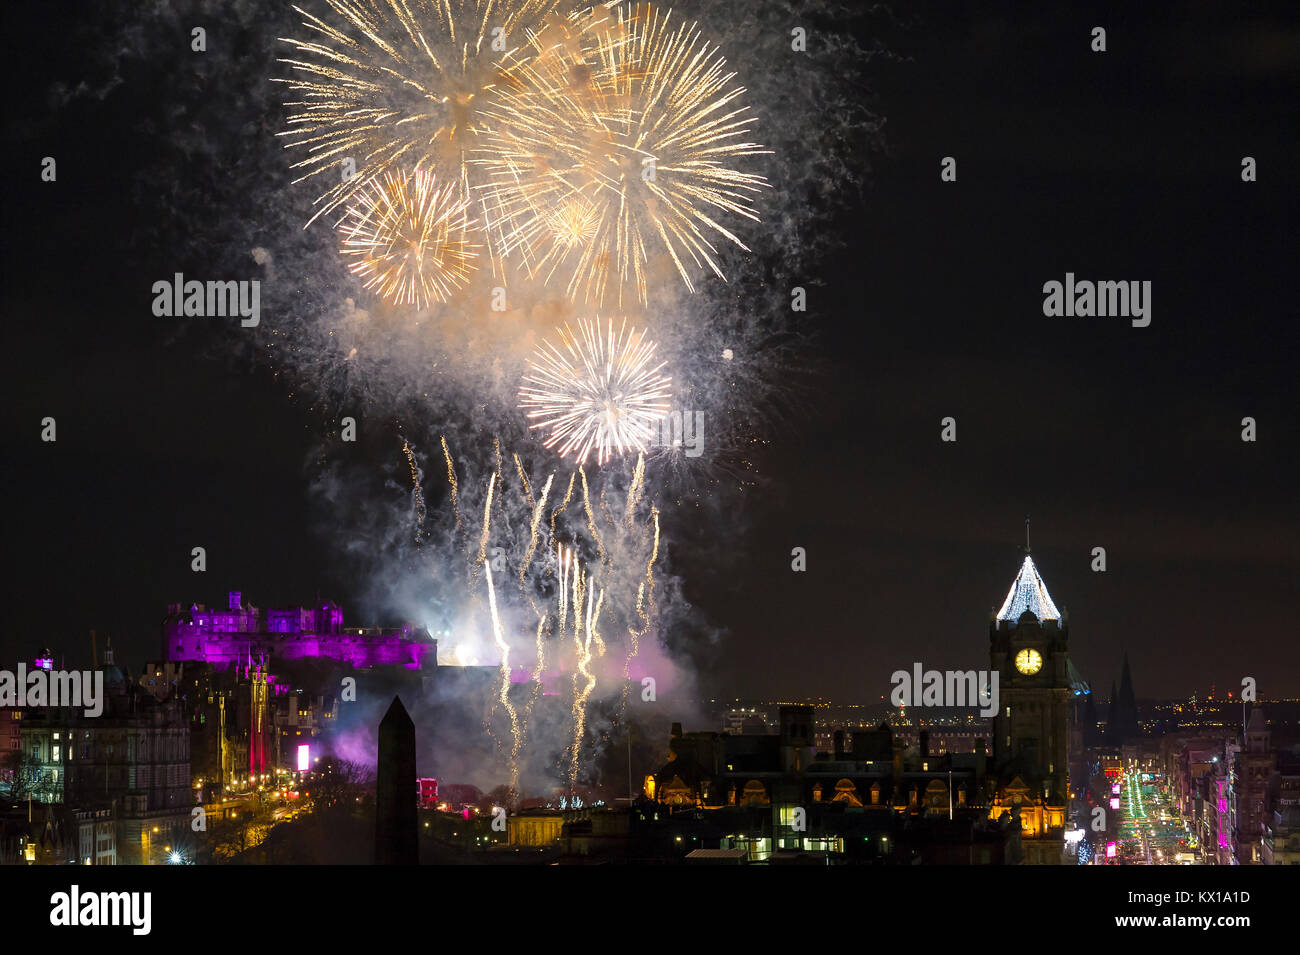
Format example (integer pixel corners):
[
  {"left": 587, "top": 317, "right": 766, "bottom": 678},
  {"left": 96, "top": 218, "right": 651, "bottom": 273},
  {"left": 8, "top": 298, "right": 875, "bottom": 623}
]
[{"left": 989, "top": 534, "right": 1071, "bottom": 863}]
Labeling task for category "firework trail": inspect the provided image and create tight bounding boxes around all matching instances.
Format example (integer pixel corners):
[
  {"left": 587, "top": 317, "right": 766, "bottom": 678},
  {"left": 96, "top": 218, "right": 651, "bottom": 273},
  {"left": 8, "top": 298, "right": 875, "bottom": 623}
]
[
  {"left": 484, "top": 560, "right": 522, "bottom": 797},
  {"left": 401, "top": 437, "right": 427, "bottom": 545},
  {"left": 476, "top": 469, "right": 496, "bottom": 577},
  {"left": 520, "top": 470, "right": 554, "bottom": 585},
  {"left": 441, "top": 434, "right": 465, "bottom": 546},
  {"left": 558, "top": 542, "right": 604, "bottom": 792},
  {"left": 477, "top": 2, "right": 771, "bottom": 307},
  {"left": 427, "top": 438, "right": 660, "bottom": 795},
  {"left": 519, "top": 315, "right": 672, "bottom": 466},
  {"left": 621, "top": 504, "right": 658, "bottom": 717}
]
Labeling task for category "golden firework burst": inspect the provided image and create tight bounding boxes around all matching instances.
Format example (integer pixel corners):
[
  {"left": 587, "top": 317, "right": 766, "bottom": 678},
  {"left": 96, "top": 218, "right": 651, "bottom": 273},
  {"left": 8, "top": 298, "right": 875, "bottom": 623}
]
[
  {"left": 477, "top": 3, "right": 771, "bottom": 308},
  {"left": 275, "top": 0, "right": 580, "bottom": 227},
  {"left": 338, "top": 169, "right": 480, "bottom": 307}
]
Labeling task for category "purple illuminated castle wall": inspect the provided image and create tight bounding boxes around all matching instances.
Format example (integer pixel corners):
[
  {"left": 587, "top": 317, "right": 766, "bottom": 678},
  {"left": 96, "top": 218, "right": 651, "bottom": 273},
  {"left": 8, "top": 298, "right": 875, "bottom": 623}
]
[{"left": 163, "top": 591, "right": 434, "bottom": 670}]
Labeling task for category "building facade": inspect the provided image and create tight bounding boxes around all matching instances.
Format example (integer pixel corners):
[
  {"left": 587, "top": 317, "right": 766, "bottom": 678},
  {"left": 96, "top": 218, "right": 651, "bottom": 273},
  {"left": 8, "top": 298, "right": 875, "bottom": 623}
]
[
  {"left": 988, "top": 554, "right": 1072, "bottom": 863},
  {"left": 163, "top": 591, "right": 434, "bottom": 671}
]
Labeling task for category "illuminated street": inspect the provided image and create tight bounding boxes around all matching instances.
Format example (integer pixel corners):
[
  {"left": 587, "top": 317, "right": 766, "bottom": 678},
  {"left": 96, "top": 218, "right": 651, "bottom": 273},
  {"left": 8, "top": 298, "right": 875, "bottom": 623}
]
[{"left": 1111, "top": 770, "right": 1202, "bottom": 865}]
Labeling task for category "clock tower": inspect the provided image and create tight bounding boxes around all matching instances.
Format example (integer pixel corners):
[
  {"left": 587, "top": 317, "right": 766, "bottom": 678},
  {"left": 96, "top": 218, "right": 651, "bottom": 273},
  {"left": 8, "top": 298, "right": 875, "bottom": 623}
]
[{"left": 988, "top": 548, "right": 1071, "bottom": 860}]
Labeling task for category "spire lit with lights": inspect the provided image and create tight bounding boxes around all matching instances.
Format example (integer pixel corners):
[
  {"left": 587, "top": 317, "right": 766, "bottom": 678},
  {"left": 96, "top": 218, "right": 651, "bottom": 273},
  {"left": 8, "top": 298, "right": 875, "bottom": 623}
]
[{"left": 996, "top": 555, "right": 1062, "bottom": 625}]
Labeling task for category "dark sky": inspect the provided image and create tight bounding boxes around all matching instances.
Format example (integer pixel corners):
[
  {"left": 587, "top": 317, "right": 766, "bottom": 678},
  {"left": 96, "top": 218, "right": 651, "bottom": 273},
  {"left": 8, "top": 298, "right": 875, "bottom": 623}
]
[{"left": 3, "top": 1, "right": 1297, "bottom": 701}]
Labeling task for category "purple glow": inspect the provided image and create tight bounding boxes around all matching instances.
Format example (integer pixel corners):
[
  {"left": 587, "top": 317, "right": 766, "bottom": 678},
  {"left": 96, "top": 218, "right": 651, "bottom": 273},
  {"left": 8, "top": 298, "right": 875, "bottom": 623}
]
[
  {"left": 1110, "top": 797, "right": 1120, "bottom": 810},
  {"left": 297, "top": 743, "right": 310, "bottom": 772},
  {"left": 1106, "top": 842, "right": 1117, "bottom": 858},
  {"left": 33, "top": 657, "right": 53, "bottom": 671},
  {"left": 1218, "top": 798, "right": 1227, "bottom": 813},
  {"left": 165, "top": 594, "right": 434, "bottom": 670}
]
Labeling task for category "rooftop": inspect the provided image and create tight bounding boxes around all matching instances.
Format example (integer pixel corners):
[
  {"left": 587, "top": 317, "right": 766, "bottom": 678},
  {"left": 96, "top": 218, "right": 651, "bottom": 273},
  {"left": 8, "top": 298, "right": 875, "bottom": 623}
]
[{"left": 995, "top": 555, "right": 1062, "bottom": 625}]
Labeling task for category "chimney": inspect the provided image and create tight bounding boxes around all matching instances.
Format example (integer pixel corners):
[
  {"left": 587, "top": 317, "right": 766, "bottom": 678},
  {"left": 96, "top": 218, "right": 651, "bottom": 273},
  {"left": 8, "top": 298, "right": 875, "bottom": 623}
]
[
  {"left": 229, "top": 591, "right": 242, "bottom": 611},
  {"left": 920, "top": 729, "right": 930, "bottom": 758}
]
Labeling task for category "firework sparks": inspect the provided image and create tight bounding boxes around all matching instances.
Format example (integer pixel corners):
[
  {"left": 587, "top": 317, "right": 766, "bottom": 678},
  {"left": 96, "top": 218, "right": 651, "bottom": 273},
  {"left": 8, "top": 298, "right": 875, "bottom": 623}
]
[
  {"left": 477, "top": 3, "right": 771, "bottom": 307},
  {"left": 275, "top": 0, "right": 579, "bottom": 227},
  {"left": 428, "top": 440, "right": 660, "bottom": 795},
  {"left": 485, "top": 560, "right": 522, "bottom": 797},
  {"left": 558, "top": 542, "right": 604, "bottom": 792},
  {"left": 338, "top": 169, "right": 480, "bottom": 307},
  {"left": 401, "top": 437, "right": 427, "bottom": 544},
  {"left": 519, "top": 316, "right": 672, "bottom": 466}
]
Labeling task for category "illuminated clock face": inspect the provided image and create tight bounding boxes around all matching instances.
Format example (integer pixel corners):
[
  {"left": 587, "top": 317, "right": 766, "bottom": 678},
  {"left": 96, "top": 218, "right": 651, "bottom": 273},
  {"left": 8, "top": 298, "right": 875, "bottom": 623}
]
[{"left": 1015, "top": 648, "right": 1043, "bottom": 675}]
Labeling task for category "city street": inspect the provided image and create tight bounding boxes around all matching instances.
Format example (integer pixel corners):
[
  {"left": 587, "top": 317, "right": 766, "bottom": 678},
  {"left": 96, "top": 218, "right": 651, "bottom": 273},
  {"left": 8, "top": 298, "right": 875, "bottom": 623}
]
[{"left": 1112, "top": 770, "right": 1202, "bottom": 865}]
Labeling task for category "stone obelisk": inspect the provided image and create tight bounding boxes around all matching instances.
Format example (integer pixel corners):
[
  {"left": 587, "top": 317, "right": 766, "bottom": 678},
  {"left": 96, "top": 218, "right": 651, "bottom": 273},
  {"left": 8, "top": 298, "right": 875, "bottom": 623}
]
[{"left": 375, "top": 695, "right": 418, "bottom": 864}]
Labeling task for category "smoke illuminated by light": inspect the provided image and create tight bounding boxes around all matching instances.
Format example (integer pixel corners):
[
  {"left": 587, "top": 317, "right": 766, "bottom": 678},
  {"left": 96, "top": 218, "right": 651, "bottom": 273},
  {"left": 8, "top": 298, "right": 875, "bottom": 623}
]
[{"left": 427, "top": 440, "right": 662, "bottom": 797}]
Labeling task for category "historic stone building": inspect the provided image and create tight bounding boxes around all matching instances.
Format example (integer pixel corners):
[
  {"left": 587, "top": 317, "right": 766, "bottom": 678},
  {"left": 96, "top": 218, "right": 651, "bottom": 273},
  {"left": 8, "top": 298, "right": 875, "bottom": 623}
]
[
  {"left": 642, "top": 548, "right": 1081, "bottom": 863},
  {"left": 1235, "top": 707, "right": 1277, "bottom": 864},
  {"left": 988, "top": 553, "right": 1074, "bottom": 863},
  {"left": 162, "top": 591, "right": 434, "bottom": 671}
]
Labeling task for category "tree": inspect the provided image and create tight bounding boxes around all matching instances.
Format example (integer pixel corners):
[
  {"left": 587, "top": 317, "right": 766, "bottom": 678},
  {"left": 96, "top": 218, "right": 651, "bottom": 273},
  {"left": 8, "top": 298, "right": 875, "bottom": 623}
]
[
  {"left": 307, "top": 757, "right": 374, "bottom": 817},
  {"left": 2, "top": 750, "right": 44, "bottom": 801}
]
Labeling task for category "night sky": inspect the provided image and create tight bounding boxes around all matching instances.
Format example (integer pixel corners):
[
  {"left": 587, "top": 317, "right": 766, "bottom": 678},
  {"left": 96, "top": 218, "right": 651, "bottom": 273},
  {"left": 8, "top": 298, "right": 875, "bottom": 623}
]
[{"left": 3, "top": 1, "right": 1296, "bottom": 701}]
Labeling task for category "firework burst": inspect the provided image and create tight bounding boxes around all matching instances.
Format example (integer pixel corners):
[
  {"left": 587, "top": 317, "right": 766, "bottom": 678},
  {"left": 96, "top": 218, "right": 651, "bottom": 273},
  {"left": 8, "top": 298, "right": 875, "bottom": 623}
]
[
  {"left": 520, "top": 316, "right": 672, "bottom": 466},
  {"left": 338, "top": 169, "right": 480, "bottom": 307},
  {"left": 275, "top": 0, "right": 579, "bottom": 228},
  {"left": 477, "top": 3, "right": 771, "bottom": 308}
]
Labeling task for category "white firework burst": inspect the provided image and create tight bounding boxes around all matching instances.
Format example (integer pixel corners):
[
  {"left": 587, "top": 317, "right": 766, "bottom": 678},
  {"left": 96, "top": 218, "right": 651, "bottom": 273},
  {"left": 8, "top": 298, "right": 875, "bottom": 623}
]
[{"left": 519, "top": 316, "right": 672, "bottom": 465}]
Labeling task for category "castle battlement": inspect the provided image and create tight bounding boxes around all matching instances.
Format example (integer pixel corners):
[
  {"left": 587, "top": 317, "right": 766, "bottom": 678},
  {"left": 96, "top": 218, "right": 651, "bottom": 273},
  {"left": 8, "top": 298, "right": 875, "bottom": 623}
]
[{"left": 162, "top": 591, "right": 434, "bottom": 670}]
